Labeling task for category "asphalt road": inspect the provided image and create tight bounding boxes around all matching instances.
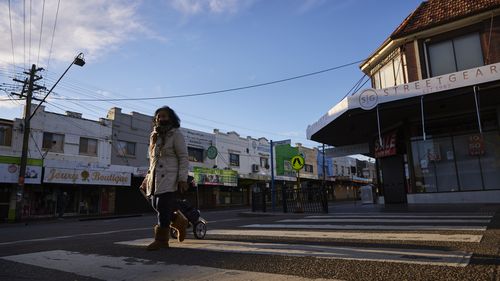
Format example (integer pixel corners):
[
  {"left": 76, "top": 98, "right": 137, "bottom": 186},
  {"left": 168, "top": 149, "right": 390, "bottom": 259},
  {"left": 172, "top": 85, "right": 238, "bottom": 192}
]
[{"left": 0, "top": 203, "right": 499, "bottom": 281}]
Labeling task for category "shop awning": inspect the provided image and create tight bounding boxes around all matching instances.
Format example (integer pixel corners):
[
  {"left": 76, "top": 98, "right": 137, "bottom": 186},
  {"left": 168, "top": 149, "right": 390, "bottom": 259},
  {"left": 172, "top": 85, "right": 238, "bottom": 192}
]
[{"left": 307, "top": 62, "right": 500, "bottom": 148}]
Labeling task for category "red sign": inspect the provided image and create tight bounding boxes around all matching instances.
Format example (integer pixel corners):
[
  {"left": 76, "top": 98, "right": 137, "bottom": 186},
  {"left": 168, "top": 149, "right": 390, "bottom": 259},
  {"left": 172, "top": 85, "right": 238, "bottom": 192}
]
[
  {"left": 468, "top": 135, "right": 485, "bottom": 156},
  {"left": 374, "top": 131, "right": 397, "bottom": 158}
]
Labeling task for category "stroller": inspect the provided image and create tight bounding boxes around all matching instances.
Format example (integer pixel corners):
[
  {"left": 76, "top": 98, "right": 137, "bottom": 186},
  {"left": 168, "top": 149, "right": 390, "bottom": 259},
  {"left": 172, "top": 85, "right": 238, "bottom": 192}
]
[
  {"left": 170, "top": 198, "right": 207, "bottom": 240},
  {"left": 139, "top": 177, "right": 207, "bottom": 240}
]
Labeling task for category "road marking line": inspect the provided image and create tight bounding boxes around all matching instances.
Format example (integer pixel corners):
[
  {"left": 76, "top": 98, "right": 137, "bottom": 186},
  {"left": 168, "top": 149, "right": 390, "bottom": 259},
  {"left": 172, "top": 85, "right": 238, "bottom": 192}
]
[
  {"left": 279, "top": 218, "right": 491, "bottom": 223},
  {"left": 306, "top": 215, "right": 493, "bottom": 219},
  {"left": 242, "top": 224, "right": 487, "bottom": 231},
  {"left": 206, "top": 229, "right": 483, "bottom": 242},
  {"left": 0, "top": 227, "right": 150, "bottom": 246},
  {"left": 1, "top": 250, "right": 339, "bottom": 281},
  {"left": 116, "top": 239, "right": 471, "bottom": 267}
]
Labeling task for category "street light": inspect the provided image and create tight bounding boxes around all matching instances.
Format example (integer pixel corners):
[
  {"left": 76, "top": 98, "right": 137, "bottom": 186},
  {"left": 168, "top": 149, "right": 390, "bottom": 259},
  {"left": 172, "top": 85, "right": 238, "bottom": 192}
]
[
  {"left": 30, "top": 53, "right": 85, "bottom": 120},
  {"left": 14, "top": 53, "right": 85, "bottom": 221}
]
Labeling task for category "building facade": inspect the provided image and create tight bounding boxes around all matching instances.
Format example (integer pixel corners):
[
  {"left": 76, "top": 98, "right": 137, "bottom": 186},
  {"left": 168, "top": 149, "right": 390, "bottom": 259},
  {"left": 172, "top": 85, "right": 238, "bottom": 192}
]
[{"left": 308, "top": 0, "right": 500, "bottom": 204}]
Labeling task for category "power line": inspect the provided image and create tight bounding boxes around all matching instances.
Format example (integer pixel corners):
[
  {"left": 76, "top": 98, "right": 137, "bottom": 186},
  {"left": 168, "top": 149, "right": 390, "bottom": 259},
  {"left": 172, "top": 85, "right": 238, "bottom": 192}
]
[
  {"left": 23, "top": 0, "right": 26, "bottom": 69},
  {"left": 37, "top": 0, "right": 46, "bottom": 66},
  {"left": 50, "top": 59, "right": 367, "bottom": 102},
  {"left": 8, "top": 0, "right": 16, "bottom": 70},
  {"left": 29, "top": 0, "right": 32, "bottom": 65},
  {"left": 46, "top": 0, "right": 61, "bottom": 72}
]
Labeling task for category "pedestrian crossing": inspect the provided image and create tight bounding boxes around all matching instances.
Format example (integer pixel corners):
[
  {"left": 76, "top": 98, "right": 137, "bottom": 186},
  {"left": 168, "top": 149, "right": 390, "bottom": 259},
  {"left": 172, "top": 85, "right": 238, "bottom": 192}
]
[
  {"left": 0, "top": 211, "right": 493, "bottom": 280},
  {"left": 116, "top": 237, "right": 472, "bottom": 267},
  {"left": 115, "top": 212, "right": 489, "bottom": 267}
]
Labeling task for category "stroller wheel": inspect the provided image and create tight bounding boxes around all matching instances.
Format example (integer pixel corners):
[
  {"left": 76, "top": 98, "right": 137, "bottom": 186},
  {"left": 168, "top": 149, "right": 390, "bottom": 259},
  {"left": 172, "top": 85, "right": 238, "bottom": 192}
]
[
  {"left": 193, "top": 221, "right": 207, "bottom": 239},
  {"left": 170, "top": 227, "right": 178, "bottom": 239}
]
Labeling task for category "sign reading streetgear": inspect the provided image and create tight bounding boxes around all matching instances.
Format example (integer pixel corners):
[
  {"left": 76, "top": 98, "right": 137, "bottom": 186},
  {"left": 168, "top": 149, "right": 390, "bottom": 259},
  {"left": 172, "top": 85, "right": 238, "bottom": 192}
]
[
  {"left": 206, "top": 146, "right": 218, "bottom": 159},
  {"left": 290, "top": 155, "right": 305, "bottom": 171}
]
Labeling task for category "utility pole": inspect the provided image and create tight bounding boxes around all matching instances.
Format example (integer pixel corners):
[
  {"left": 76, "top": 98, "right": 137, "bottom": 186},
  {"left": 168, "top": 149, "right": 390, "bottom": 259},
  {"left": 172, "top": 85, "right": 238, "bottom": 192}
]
[
  {"left": 7, "top": 54, "right": 84, "bottom": 222},
  {"left": 10, "top": 64, "right": 44, "bottom": 221}
]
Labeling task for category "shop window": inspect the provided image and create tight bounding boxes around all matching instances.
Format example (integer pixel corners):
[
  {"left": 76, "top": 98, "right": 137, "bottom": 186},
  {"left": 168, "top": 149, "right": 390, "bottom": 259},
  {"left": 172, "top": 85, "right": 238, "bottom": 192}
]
[
  {"left": 411, "top": 137, "right": 459, "bottom": 193},
  {"left": 188, "top": 147, "right": 204, "bottom": 162},
  {"left": 426, "top": 32, "right": 483, "bottom": 77},
  {"left": 453, "top": 134, "right": 483, "bottom": 191},
  {"left": 0, "top": 124, "right": 12, "bottom": 146},
  {"left": 116, "top": 140, "right": 136, "bottom": 156},
  {"left": 481, "top": 132, "right": 500, "bottom": 190},
  {"left": 260, "top": 157, "right": 269, "bottom": 169},
  {"left": 42, "top": 132, "right": 64, "bottom": 152},
  {"left": 79, "top": 137, "right": 98, "bottom": 156},
  {"left": 304, "top": 164, "right": 314, "bottom": 173},
  {"left": 229, "top": 153, "right": 240, "bottom": 166}
]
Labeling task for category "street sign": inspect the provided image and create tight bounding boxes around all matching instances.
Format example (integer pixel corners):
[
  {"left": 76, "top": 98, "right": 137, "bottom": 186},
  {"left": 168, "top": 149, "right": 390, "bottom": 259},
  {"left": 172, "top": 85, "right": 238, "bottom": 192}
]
[
  {"left": 207, "top": 146, "right": 218, "bottom": 159},
  {"left": 290, "top": 155, "right": 305, "bottom": 171}
]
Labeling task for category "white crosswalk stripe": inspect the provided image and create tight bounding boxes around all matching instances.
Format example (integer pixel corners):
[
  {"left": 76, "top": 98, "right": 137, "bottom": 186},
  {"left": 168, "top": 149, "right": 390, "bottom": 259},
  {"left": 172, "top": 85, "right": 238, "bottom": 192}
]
[
  {"left": 1, "top": 250, "right": 339, "bottom": 281},
  {"left": 241, "top": 223, "right": 486, "bottom": 231},
  {"left": 115, "top": 239, "right": 472, "bottom": 267},
  {"left": 206, "top": 229, "right": 483, "bottom": 242}
]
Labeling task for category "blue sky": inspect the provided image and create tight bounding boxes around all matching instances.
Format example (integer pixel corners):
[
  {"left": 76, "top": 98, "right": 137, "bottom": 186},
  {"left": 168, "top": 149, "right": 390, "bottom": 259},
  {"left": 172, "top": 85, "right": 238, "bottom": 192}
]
[{"left": 0, "top": 0, "right": 422, "bottom": 148}]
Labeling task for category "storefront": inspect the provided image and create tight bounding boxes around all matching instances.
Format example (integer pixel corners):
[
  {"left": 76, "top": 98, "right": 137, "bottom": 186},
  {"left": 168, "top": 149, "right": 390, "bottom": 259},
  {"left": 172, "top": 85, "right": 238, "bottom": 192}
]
[
  {"left": 0, "top": 156, "right": 43, "bottom": 221},
  {"left": 307, "top": 63, "right": 500, "bottom": 204},
  {"left": 192, "top": 166, "right": 240, "bottom": 208},
  {"left": 41, "top": 166, "right": 131, "bottom": 217}
]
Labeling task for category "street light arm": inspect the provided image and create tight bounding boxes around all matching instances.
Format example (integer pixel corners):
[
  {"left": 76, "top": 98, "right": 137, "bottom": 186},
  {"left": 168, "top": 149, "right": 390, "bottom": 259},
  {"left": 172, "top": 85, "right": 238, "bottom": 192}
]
[{"left": 29, "top": 53, "right": 85, "bottom": 121}]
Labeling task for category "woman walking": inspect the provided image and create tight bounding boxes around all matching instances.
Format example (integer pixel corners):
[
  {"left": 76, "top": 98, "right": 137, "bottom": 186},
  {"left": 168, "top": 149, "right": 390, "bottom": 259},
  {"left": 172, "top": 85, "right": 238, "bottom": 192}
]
[{"left": 141, "top": 106, "right": 189, "bottom": 250}]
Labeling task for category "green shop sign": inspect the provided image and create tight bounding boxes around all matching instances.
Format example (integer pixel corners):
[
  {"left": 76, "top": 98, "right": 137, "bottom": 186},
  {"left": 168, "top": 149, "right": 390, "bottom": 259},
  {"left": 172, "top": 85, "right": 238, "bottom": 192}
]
[
  {"left": 275, "top": 144, "right": 299, "bottom": 177},
  {"left": 193, "top": 167, "right": 238, "bottom": 187}
]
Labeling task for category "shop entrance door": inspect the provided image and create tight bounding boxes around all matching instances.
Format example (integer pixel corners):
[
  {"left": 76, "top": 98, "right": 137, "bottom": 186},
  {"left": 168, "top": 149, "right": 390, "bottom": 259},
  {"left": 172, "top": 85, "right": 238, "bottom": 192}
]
[{"left": 381, "top": 155, "right": 407, "bottom": 204}]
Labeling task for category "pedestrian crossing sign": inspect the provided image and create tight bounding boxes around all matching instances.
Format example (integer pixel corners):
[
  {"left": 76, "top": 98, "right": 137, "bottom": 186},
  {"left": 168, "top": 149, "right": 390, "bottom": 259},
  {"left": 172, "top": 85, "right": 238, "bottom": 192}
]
[{"left": 290, "top": 155, "right": 305, "bottom": 170}]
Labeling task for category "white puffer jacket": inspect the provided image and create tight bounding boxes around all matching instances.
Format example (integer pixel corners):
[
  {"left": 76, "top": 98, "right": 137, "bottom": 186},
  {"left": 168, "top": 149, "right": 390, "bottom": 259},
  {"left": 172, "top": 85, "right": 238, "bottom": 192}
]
[{"left": 144, "top": 128, "right": 189, "bottom": 197}]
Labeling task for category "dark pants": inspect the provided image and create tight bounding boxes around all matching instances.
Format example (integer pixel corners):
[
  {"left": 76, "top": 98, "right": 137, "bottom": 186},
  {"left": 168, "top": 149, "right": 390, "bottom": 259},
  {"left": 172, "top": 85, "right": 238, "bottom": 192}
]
[{"left": 151, "top": 192, "right": 177, "bottom": 228}]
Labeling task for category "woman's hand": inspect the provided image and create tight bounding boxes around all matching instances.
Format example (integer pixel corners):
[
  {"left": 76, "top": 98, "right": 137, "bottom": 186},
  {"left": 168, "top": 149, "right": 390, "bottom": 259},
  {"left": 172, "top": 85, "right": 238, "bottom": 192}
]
[
  {"left": 140, "top": 178, "right": 147, "bottom": 192},
  {"left": 178, "top": 181, "right": 188, "bottom": 193}
]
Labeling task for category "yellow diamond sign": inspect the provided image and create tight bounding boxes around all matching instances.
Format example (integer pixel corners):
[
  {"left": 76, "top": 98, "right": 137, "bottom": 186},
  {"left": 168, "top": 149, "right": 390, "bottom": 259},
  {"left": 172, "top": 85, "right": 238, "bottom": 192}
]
[{"left": 291, "top": 155, "right": 305, "bottom": 171}]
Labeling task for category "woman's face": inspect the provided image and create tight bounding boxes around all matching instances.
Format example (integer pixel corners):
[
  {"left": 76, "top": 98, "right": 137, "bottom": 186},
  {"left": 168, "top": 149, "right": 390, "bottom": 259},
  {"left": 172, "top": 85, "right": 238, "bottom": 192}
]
[{"left": 156, "top": 110, "right": 170, "bottom": 124}]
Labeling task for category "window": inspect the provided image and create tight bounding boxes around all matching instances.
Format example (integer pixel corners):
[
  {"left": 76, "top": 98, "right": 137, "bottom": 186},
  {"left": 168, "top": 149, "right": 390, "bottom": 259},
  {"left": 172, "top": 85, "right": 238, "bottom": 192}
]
[
  {"left": 42, "top": 132, "right": 64, "bottom": 152},
  {"left": 411, "top": 137, "right": 458, "bottom": 193},
  {"left": 372, "top": 53, "right": 406, "bottom": 89},
  {"left": 229, "top": 153, "right": 240, "bottom": 166},
  {"left": 116, "top": 140, "right": 136, "bottom": 156},
  {"left": 188, "top": 147, "right": 204, "bottom": 162},
  {"left": 304, "top": 164, "right": 314, "bottom": 173},
  {"left": 427, "top": 33, "right": 483, "bottom": 77},
  {"left": 0, "top": 124, "right": 12, "bottom": 146},
  {"left": 79, "top": 137, "right": 98, "bottom": 156},
  {"left": 260, "top": 157, "right": 269, "bottom": 169}
]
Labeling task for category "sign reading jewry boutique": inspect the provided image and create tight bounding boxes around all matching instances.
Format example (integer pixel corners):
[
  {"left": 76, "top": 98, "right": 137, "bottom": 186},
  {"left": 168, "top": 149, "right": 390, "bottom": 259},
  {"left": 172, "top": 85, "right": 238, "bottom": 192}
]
[{"left": 43, "top": 167, "right": 131, "bottom": 186}]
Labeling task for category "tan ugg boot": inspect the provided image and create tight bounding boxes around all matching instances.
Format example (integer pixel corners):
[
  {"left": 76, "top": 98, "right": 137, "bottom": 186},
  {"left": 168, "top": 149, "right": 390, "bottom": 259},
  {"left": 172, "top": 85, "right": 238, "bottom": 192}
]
[
  {"left": 146, "top": 225, "right": 169, "bottom": 251},
  {"left": 171, "top": 211, "right": 188, "bottom": 242}
]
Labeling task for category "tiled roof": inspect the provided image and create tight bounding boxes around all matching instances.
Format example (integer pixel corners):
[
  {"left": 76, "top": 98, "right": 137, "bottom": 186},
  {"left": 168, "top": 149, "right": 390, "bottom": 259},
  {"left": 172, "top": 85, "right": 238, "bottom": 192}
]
[{"left": 391, "top": 0, "right": 500, "bottom": 39}]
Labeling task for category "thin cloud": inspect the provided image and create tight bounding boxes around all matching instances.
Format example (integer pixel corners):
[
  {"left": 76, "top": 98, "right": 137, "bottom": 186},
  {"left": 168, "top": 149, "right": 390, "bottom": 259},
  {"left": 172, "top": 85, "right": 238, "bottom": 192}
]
[
  {"left": 0, "top": 99, "right": 22, "bottom": 110},
  {"left": 279, "top": 131, "right": 303, "bottom": 137},
  {"left": 297, "top": 0, "right": 328, "bottom": 14},
  {"left": 169, "top": 0, "right": 257, "bottom": 16},
  {"left": 0, "top": 0, "right": 155, "bottom": 69},
  {"left": 296, "top": 0, "right": 357, "bottom": 14}
]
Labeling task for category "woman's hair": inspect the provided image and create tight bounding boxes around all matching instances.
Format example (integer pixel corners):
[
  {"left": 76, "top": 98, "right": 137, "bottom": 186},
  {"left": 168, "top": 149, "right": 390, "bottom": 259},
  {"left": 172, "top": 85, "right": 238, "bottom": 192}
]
[
  {"left": 150, "top": 106, "right": 181, "bottom": 153},
  {"left": 153, "top": 106, "right": 180, "bottom": 128}
]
